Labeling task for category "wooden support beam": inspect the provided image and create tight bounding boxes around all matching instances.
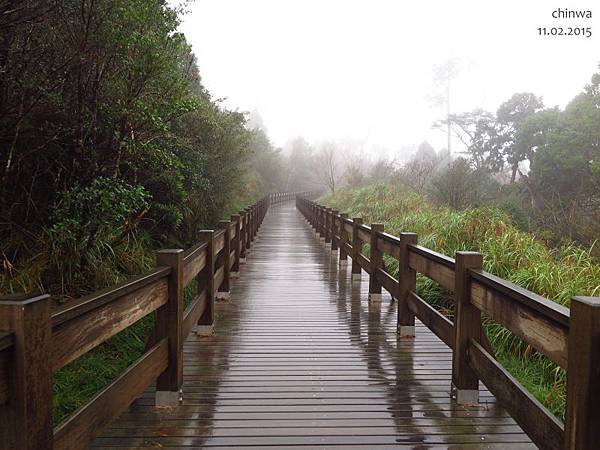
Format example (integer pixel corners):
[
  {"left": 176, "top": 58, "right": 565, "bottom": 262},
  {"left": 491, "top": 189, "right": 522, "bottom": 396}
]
[
  {"left": 452, "top": 251, "right": 483, "bottom": 405},
  {"left": 368, "top": 224, "right": 384, "bottom": 301},
  {"left": 155, "top": 249, "right": 184, "bottom": 406},
  {"left": 231, "top": 214, "right": 241, "bottom": 276},
  {"left": 248, "top": 206, "right": 254, "bottom": 244},
  {"left": 351, "top": 218, "right": 363, "bottom": 281},
  {"left": 244, "top": 208, "right": 251, "bottom": 251},
  {"left": 324, "top": 208, "right": 331, "bottom": 244},
  {"left": 339, "top": 213, "right": 349, "bottom": 267},
  {"left": 196, "top": 230, "right": 215, "bottom": 336},
  {"left": 217, "top": 220, "right": 232, "bottom": 299},
  {"left": 239, "top": 210, "right": 247, "bottom": 260},
  {"left": 565, "top": 296, "right": 600, "bottom": 450},
  {"left": 331, "top": 210, "right": 339, "bottom": 252},
  {"left": 319, "top": 208, "right": 325, "bottom": 240},
  {"left": 0, "top": 294, "right": 52, "bottom": 450},
  {"left": 398, "top": 233, "right": 417, "bottom": 337}
]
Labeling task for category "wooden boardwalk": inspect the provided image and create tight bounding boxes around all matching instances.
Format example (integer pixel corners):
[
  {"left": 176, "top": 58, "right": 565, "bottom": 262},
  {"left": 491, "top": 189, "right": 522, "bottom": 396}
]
[{"left": 92, "top": 203, "right": 535, "bottom": 449}]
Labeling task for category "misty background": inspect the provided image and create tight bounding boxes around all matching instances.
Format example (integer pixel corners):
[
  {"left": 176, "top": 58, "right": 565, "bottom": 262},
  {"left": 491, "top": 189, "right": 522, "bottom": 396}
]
[{"left": 178, "top": 0, "right": 599, "bottom": 159}]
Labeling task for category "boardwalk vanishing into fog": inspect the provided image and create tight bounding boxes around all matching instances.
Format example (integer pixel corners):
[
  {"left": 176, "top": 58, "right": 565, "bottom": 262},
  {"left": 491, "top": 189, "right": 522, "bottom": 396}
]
[{"left": 92, "top": 202, "right": 533, "bottom": 449}]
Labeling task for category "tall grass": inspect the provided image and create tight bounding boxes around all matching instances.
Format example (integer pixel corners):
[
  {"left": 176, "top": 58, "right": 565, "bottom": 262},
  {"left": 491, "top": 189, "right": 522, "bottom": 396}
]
[
  {"left": 52, "top": 279, "right": 199, "bottom": 424},
  {"left": 323, "top": 184, "right": 600, "bottom": 419}
]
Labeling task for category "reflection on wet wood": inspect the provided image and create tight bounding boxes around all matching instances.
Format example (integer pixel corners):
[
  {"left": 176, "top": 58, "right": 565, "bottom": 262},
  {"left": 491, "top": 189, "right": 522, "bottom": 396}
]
[{"left": 93, "top": 203, "right": 535, "bottom": 449}]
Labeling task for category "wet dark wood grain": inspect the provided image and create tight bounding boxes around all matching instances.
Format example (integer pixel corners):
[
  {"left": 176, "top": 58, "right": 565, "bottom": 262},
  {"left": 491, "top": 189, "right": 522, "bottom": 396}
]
[{"left": 92, "top": 203, "right": 535, "bottom": 449}]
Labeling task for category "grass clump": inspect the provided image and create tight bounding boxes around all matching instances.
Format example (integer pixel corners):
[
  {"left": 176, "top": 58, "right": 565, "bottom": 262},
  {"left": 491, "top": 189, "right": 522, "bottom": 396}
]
[
  {"left": 53, "top": 317, "right": 154, "bottom": 424},
  {"left": 323, "top": 184, "right": 600, "bottom": 420}
]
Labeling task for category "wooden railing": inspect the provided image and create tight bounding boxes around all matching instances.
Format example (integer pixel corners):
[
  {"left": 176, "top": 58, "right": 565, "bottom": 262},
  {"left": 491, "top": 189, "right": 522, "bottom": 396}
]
[
  {"left": 0, "top": 192, "right": 303, "bottom": 450},
  {"left": 296, "top": 196, "right": 600, "bottom": 450}
]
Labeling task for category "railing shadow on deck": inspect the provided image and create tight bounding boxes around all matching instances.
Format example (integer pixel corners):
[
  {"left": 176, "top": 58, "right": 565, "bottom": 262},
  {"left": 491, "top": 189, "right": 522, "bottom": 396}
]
[
  {"left": 320, "top": 242, "right": 503, "bottom": 444},
  {"left": 0, "top": 191, "right": 316, "bottom": 450},
  {"left": 296, "top": 195, "right": 600, "bottom": 450}
]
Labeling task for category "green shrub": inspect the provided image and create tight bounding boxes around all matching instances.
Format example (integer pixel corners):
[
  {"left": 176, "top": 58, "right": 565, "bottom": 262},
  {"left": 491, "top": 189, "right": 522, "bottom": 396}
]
[{"left": 48, "top": 178, "right": 151, "bottom": 298}]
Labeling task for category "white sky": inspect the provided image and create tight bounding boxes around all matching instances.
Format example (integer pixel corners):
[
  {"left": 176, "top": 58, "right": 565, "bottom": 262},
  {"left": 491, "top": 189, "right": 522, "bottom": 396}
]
[{"left": 178, "top": 0, "right": 599, "bottom": 158}]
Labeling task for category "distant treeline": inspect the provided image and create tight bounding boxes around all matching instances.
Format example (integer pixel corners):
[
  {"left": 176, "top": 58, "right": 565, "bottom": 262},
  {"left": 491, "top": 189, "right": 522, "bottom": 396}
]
[{"left": 305, "top": 69, "right": 600, "bottom": 250}]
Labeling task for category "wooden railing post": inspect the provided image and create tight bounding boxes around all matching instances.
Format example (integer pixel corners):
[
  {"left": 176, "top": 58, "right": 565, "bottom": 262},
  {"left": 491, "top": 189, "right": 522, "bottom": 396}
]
[
  {"left": 317, "top": 205, "right": 322, "bottom": 235},
  {"left": 565, "top": 296, "right": 600, "bottom": 450},
  {"left": 398, "top": 233, "right": 417, "bottom": 337},
  {"left": 242, "top": 208, "right": 249, "bottom": 254},
  {"left": 319, "top": 207, "right": 325, "bottom": 240},
  {"left": 247, "top": 206, "right": 253, "bottom": 245},
  {"left": 325, "top": 208, "right": 332, "bottom": 245},
  {"left": 252, "top": 205, "right": 257, "bottom": 240},
  {"left": 256, "top": 203, "right": 260, "bottom": 237},
  {"left": 369, "top": 224, "right": 384, "bottom": 301},
  {"left": 331, "top": 210, "right": 339, "bottom": 253},
  {"left": 256, "top": 202, "right": 260, "bottom": 233},
  {"left": 318, "top": 206, "right": 327, "bottom": 242},
  {"left": 0, "top": 294, "right": 52, "bottom": 450},
  {"left": 351, "top": 217, "right": 363, "bottom": 282},
  {"left": 317, "top": 207, "right": 324, "bottom": 241},
  {"left": 155, "top": 249, "right": 184, "bottom": 406},
  {"left": 245, "top": 207, "right": 252, "bottom": 251},
  {"left": 339, "top": 213, "right": 349, "bottom": 267},
  {"left": 217, "top": 220, "right": 232, "bottom": 300},
  {"left": 452, "top": 251, "right": 483, "bottom": 404},
  {"left": 252, "top": 204, "right": 256, "bottom": 239},
  {"left": 231, "top": 214, "right": 241, "bottom": 276},
  {"left": 325, "top": 208, "right": 333, "bottom": 246},
  {"left": 240, "top": 210, "right": 248, "bottom": 261},
  {"left": 196, "top": 230, "right": 215, "bottom": 336}
]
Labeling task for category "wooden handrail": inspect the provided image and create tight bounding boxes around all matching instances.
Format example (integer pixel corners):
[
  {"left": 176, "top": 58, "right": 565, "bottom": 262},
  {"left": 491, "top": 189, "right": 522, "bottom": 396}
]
[
  {"left": 0, "top": 192, "right": 301, "bottom": 450},
  {"left": 296, "top": 196, "right": 600, "bottom": 450}
]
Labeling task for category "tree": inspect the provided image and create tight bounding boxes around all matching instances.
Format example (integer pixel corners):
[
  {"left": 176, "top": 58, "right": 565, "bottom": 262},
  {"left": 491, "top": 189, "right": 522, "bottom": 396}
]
[
  {"left": 399, "top": 142, "right": 444, "bottom": 193},
  {"left": 510, "top": 108, "right": 561, "bottom": 211},
  {"left": 527, "top": 72, "right": 600, "bottom": 243},
  {"left": 368, "top": 158, "right": 397, "bottom": 184},
  {"left": 429, "top": 58, "right": 461, "bottom": 155},
  {"left": 344, "top": 152, "right": 367, "bottom": 188},
  {"left": 313, "top": 143, "right": 341, "bottom": 194},
  {"left": 429, "top": 158, "right": 500, "bottom": 209},
  {"left": 490, "top": 93, "right": 545, "bottom": 182},
  {"left": 434, "top": 109, "right": 495, "bottom": 169},
  {"left": 460, "top": 93, "right": 544, "bottom": 181}
]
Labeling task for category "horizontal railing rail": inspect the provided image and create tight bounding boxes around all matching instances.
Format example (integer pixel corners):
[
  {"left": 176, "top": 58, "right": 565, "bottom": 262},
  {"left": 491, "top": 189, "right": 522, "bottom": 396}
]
[
  {"left": 296, "top": 196, "right": 600, "bottom": 450},
  {"left": 0, "top": 192, "right": 302, "bottom": 450}
]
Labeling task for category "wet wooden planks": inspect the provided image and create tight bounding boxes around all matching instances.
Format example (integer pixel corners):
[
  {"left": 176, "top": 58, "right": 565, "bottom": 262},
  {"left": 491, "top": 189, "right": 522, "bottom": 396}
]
[{"left": 92, "top": 203, "right": 535, "bottom": 449}]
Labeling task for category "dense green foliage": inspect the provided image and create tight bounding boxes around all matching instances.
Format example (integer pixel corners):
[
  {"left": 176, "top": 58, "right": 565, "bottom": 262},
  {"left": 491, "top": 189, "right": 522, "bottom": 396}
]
[
  {"left": 323, "top": 185, "right": 600, "bottom": 418},
  {"left": 0, "top": 1, "right": 282, "bottom": 298},
  {"left": 455, "top": 72, "right": 600, "bottom": 246},
  {"left": 0, "top": 1, "right": 289, "bottom": 424}
]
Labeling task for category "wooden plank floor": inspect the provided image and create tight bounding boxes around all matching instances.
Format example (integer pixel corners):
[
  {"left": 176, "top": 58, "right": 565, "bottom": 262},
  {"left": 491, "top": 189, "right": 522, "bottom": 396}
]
[{"left": 92, "top": 203, "right": 535, "bottom": 449}]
